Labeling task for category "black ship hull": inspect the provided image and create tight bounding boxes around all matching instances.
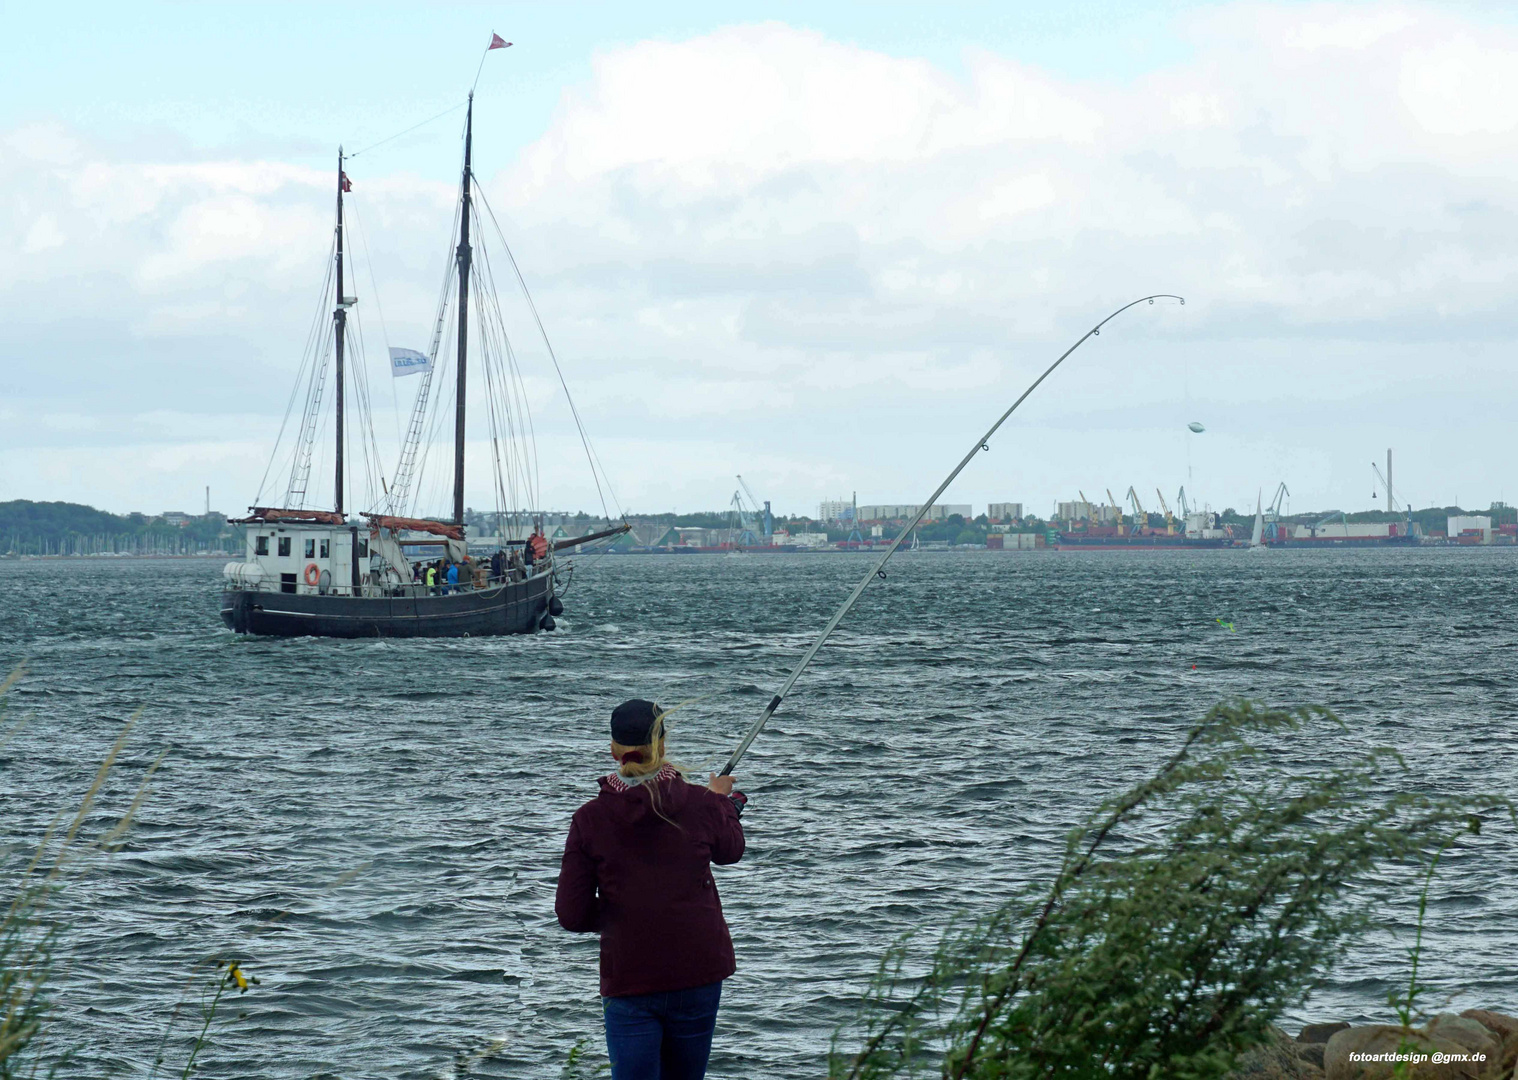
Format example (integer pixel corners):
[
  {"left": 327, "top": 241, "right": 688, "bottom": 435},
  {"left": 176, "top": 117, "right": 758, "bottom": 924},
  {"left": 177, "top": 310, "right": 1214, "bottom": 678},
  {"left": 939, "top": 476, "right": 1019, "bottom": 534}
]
[{"left": 221, "top": 573, "right": 554, "bottom": 638}]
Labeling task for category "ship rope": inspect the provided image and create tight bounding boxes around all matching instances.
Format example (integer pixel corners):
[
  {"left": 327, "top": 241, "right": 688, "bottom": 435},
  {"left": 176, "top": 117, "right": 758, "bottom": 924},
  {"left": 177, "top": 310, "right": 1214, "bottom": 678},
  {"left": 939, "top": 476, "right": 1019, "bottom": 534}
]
[
  {"left": 255, "top": 234, "right": 335, "bottom": 508},
  {"left": 471, "top": 214, "right": 540, "bottom": 538},
  {"left": 388, "top": 199, "right": 463, "bottom": 518},
  {"left": 410, "top": 298, "right": 461, "bottom": 520},
  {"left": 345, "top": 196, "right": 405, "bottom": 456},
  {"left": 283, "top": 310, "right": 335, "bottom": 508},
  {"left": 474, "top": 180, "right": 623, "bottom": 523},
  {"left": 337, "top": 200, "right": 391, "bottom": 512},
  {"left": 344, "top": 312, "right": 386, "bottom": 508}
]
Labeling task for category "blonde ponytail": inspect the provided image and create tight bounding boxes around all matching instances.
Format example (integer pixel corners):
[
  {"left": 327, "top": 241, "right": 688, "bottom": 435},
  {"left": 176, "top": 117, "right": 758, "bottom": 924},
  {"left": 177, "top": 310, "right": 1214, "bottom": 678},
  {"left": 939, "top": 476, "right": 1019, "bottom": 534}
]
[
  {"left": 610, "top": 715, "right": 685, "bottom": 828},
  {"left": 612, "top": 714, "right": 666, "bottom": 779}
]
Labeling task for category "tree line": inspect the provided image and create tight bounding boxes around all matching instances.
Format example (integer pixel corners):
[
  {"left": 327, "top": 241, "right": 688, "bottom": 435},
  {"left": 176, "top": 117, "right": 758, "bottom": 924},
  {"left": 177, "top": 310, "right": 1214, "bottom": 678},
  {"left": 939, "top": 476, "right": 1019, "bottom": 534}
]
[{"left": 0, "top": 500, "right": 243, "bottom": 556}]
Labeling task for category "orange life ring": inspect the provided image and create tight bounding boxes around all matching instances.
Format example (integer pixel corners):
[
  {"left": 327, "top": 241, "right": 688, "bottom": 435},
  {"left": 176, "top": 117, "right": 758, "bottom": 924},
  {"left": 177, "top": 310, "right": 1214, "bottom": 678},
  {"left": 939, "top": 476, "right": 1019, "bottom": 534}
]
[{"left": 303, "top": 563, "right": 321, "bottom": 586}]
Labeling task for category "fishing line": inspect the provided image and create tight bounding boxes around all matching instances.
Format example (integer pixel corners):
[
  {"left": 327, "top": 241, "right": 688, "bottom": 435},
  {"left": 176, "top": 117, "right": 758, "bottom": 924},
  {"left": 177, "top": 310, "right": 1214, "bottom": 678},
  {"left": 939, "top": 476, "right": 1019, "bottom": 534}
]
[{"left": 720, "top": 294, "right": 1185, "bottom": 777}]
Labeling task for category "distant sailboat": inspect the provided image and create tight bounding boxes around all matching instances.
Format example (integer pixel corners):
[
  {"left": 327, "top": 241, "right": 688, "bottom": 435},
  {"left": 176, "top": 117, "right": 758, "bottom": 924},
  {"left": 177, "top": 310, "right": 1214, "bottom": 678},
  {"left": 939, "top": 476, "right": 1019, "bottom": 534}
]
[{"left": 1249, "top": 492, "right": 1265, "bottom": 550}]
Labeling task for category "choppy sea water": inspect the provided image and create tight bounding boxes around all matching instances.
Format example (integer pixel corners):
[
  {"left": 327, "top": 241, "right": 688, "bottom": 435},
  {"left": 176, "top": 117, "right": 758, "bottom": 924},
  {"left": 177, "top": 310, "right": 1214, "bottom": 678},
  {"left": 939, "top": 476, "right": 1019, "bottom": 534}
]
[{"left": 2, "top": 549, "right": 1515, "bottom": 1079}]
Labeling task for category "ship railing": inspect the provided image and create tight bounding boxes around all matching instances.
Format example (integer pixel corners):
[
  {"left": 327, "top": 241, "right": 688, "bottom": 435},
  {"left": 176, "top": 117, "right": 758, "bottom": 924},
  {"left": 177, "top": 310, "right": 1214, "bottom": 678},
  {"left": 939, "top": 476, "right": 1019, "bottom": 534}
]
[{"left": 231, "top": 569, "right": 547, "bottom": 598}]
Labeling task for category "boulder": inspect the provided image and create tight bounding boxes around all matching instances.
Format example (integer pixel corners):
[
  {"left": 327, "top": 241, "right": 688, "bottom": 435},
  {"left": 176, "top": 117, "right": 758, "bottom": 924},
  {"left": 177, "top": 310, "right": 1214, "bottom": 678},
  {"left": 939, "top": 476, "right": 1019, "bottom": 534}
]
[
  {"left": 1300, "top": 1023, "right": 1352, "bottom": 1045},
  {"left": 1459, "top": 1009, "right": 1518, "bottom": 1042},
  {"left": 1424, "top": 1014, "right": 1498, "bottom": 1062},
  {"left": 1323, "top": 1025, "right": 1480, "bottom": 1079},
  {"left": 1461, "top": 1017, "right": 1518, "bottom": 1080},
  {"left": 1229, "top": 1025, "right": 1325, "bottom": 1079},
  {"left": 1295, "top": 1043, "right": 1327, "bottom": 1069}
]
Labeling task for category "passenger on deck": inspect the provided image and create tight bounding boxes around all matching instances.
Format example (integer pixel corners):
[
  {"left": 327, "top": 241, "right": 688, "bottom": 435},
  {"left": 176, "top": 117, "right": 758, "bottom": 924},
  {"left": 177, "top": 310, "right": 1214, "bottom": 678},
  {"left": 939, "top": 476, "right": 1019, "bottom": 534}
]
[
  {"left": 490, "top": 549, "right": 505, "bottom": 582},
  {"left": 425, "top": 564, "right": 438, "bottom": 592},
  {"left": 446, "top": 562, "right": 459, "bottom": 594},
  {"left": 526, "top": 530, "right": 548, "bottom": 571}
]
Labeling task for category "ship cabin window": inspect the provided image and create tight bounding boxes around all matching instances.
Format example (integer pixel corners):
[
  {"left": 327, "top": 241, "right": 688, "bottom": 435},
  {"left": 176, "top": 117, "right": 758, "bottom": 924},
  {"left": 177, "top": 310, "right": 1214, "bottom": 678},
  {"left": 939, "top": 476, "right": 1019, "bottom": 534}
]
[
  {"left": 304, "top": 538, "right": 315, "bottom": 559},
  {"left": 255, "top": 535, "right": 269, "bottom": 556},
  {"left": 277, "top": 536, "right": 291, "bottom": 557},
  {"left": 320, "top": 540, "right": 329, "bottom": 558},
  {"left": 357, "top": 538, "right": 369, "bottom": 559},
  {"left": 280, "top": 572, "right": 297, "bottom": 594}
]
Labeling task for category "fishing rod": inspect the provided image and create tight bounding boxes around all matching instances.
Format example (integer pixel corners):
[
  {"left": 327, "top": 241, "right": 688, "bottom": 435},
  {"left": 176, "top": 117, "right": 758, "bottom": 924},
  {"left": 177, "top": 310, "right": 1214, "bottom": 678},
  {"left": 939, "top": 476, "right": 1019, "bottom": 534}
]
[{"left": 719, "top": 294, "right": 1185, "bottom": 777}]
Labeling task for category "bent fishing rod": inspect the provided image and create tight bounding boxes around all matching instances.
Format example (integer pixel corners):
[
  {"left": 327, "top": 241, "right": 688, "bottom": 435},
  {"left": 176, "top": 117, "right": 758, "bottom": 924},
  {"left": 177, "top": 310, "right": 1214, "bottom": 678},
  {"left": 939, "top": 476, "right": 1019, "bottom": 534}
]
[{"left": 719, "top": 294, "right": 1185, "bottom": 777}]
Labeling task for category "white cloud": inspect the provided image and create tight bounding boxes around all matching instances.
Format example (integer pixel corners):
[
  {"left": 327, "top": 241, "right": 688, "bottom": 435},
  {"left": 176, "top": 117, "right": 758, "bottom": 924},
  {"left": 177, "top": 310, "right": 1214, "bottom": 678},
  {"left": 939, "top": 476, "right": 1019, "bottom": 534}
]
[
  {"left": 22, "top": 214, "right": 64, "bottom": 252},
  {"left": 1400, "top": 37, "right": 1518, "bottom": 137},
  {"left": 1285, "top": 10, "right": 1419, "bottom": 51},
  {"left": 6, "top": 4, "right": 1518, "bottom": 516}
]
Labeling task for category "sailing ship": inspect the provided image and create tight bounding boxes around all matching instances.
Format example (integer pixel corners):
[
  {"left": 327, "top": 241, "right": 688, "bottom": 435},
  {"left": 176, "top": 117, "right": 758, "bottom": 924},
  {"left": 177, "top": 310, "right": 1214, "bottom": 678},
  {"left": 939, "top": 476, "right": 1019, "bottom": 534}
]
[{"left": 221, "top": 94, "right": 624, "bottom": 638}]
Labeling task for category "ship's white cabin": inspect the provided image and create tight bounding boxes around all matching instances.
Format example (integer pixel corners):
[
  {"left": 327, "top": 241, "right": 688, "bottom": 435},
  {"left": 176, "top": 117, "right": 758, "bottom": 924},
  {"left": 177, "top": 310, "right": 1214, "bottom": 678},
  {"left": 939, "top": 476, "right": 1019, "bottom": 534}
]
[{"left": 223, "top": 524, "right": 376, "bottom": 596}]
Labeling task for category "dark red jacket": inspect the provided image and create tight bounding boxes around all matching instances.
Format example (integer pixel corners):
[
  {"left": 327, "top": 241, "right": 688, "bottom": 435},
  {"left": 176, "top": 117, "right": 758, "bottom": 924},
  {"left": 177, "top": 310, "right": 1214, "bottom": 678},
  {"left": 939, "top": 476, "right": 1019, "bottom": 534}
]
[{"left": 555, "top": 767, "right": 745, "bottom": 997}]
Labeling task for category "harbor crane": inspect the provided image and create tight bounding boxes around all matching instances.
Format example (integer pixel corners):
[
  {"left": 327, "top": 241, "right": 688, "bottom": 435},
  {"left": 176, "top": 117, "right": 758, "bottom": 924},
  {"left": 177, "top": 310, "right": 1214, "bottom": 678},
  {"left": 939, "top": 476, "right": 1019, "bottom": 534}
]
[
  {"left": 727, "top": 491, "right": 760, "bottom": 546},
  {"left": 1312, "top": 510, "right": 1345, "bottom": 537},
  {"left": 1125, "top": 487, "right": 1148, "bottom": 533},
  {"left": 1105, "top": 488, "right": 1122, "bottom": 532},
  {"left": 1154, "top": 488, "right": 1175, "bottom": 534},
  {"left": 1370, "top": 463, "right": 1406, "bottom": 514},
  {"left": 1262, "top": 483, "right": 1290, "bottom": 539},
  {"left": 736, "top": 475, "right": 773, "bottom": 538},
  {"left": 1266, "top": 483, "right": 1289, "bottom": 521},
  {"left": 1177, "top": 486, "right": 1192, "bottom": 518}
]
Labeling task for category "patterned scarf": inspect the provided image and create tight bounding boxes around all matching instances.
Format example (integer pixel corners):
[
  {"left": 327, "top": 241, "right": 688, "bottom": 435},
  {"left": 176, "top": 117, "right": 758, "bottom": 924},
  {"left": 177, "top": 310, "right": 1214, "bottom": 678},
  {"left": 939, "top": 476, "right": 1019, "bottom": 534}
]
[{"left": 604, "top": 763, "right": 682, "bottom": 792}]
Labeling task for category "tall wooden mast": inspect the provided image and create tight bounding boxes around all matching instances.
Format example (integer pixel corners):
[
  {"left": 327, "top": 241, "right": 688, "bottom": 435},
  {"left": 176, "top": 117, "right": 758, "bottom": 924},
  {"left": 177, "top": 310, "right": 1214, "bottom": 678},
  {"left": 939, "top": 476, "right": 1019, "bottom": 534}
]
[
  {"left": 452, "top": 94, "right": 474, "bottom": 526},
  {"left": 334, "top": 148, "right": 347, "bottom": 516}
]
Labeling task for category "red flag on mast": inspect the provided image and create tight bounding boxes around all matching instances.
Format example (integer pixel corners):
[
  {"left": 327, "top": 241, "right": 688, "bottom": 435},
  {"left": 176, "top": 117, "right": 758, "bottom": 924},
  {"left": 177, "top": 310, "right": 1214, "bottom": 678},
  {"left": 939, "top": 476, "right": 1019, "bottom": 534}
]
[
  {"left": 340, "top": 172, "right": 352, "bottom": 192},
  {"left": 489, "top": 33, "right": 511, "bottom": 50}
]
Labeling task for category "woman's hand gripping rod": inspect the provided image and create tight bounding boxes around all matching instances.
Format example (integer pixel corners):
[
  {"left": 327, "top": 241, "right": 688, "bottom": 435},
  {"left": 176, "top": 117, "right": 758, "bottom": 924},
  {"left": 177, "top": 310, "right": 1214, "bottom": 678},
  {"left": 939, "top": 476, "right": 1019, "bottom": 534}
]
[{"left": 719, "top": 295, "right": 1185, "bottom": 777}]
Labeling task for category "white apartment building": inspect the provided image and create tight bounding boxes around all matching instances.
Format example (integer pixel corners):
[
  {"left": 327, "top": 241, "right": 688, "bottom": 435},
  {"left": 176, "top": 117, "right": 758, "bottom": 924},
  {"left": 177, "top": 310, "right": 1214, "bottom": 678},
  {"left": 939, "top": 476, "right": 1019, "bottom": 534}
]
[
  {"left": 1056, "top": 501, "right": 1121, "bottom": 524},
  {"left": 856, "top": 504, "right": 973, "bottom": 522}
]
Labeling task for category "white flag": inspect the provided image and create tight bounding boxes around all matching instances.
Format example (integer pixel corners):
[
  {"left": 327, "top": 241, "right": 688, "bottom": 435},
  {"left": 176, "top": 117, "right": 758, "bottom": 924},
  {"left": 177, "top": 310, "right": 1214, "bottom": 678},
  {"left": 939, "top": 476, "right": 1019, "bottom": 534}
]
[{"left": 389, "top": 347, "right": 432, "bottom": 378}]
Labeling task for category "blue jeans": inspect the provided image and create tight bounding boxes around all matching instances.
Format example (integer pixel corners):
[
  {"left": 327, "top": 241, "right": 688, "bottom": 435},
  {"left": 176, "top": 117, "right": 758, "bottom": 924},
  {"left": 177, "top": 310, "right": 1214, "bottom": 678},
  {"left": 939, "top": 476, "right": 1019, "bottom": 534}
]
[{"left": 603, "top": 980, "right": 723, "bottom": 1080}]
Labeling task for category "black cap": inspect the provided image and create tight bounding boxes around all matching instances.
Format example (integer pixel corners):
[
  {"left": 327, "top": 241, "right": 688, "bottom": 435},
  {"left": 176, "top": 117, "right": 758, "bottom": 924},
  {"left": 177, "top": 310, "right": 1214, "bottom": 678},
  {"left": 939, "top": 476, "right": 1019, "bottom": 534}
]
[{"left": 611, "top": 699, "right": 662, "bottom": 746}]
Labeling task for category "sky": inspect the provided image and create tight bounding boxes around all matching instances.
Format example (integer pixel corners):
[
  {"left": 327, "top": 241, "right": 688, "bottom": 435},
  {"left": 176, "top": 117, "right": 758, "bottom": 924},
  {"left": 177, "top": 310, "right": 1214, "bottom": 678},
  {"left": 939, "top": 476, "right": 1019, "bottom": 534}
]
[{"left": 5, "top": 0, "right": 1518, "bottom": 520}]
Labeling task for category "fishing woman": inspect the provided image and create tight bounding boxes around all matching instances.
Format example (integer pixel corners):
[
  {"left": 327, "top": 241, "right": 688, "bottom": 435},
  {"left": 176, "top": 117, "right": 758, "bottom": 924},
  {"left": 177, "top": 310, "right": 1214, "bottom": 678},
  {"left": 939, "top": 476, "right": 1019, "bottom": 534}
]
[{"left": 555, "top": 699, "right": 748, "bottom": 1080}]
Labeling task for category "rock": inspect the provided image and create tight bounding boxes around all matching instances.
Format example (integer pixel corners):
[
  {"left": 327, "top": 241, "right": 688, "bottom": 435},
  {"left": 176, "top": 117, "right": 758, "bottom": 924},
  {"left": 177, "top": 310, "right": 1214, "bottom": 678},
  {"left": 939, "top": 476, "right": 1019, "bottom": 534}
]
[
  {"left": 1323, "top": 1025, "right": 1480, "bottom": 1079},
  {"left": 1424, "top": 1014, "right": 1499, "bottom": 1062},
  {"left": 1230, "top": 1025, "right": 1325, "bottom": 1079},
  {"left": 1468, "top": 1021, "right": 1518, "bottom": 1080},
  {"left": 1300, "top": 1023, "right": 1352, "bottom": 1045},
  {"left": 1459, "top": 1009, "right": 1518, "bottom": 1042},
  {"left": 1295, "top": 1043, "right": 1327, "bottom": 1068}
]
